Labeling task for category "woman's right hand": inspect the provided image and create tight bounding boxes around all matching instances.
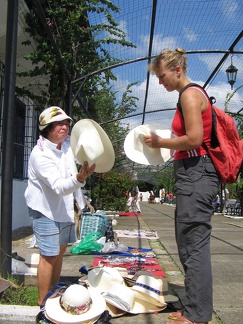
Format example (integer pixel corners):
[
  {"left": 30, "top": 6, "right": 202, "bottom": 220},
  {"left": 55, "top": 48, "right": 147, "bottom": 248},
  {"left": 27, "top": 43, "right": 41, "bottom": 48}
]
[{"left": 76, "top": 161, "right": 96, "bottom": 183}]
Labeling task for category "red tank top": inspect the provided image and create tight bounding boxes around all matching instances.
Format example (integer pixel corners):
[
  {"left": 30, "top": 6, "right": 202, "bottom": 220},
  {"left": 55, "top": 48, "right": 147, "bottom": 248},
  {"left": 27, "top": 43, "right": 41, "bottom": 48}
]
[{"left": 171, "top": 87, "right": 212, "bottom": 160}]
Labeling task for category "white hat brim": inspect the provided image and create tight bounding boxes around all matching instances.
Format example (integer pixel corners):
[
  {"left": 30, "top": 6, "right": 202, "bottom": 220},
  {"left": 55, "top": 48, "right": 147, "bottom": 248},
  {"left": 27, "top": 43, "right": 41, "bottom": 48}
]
[
  {"left": 124, "top": 124, "right": 171, "bottom": 165},
  {"left": 105, "top": 303, "right": 127, "bottom": 318},
  {"left": 104, "top": 296, "right": 167, "bottom": 314},
  {"left": 70, "top": 119, "right": 115, "bottom": 173},
  {"left": 134, "top": 290, "right": 178, "bottom": 305},
  {"left": 45, "top": 287, "right": 106, "bottom": 323}
]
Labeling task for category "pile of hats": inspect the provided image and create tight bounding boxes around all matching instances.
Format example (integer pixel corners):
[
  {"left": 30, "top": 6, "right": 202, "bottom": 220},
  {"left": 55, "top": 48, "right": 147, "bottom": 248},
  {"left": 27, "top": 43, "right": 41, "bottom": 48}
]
[{"left": 44, "top": 267, "right": 178, "bottom": 323}]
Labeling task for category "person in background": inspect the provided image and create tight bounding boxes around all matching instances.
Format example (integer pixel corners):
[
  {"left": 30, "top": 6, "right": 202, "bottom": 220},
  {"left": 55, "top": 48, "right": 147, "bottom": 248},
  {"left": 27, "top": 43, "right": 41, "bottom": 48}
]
[
  {"left": 24, "top": 106, "right": 96, "bottom": 308},
  {"left": 161, "top": 188, "right": 166, "bottom": 203},
  {"left": 212, "top": 193, "right": 220, "bottom": 213},
  {"left": 221, "top": 186, "right": 229, "bottom": 212},
  {"left": 130, "top": 184, "right": 141, "bottom": 213},
  {"left": 144, "top": 48, "right": 219, "bottom": 324}
]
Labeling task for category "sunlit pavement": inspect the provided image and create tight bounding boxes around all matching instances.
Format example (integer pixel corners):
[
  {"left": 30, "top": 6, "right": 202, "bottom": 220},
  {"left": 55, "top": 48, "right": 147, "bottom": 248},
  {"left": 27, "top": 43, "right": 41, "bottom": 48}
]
[{"left": 5, "top": 202, "right": 243, "bottom": 323}]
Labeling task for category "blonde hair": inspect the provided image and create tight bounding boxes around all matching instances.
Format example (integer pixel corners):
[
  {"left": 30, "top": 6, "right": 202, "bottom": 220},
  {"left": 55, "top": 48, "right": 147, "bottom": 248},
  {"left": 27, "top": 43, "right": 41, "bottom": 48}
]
[{"left": 148, "top": 48, "right": 188, "bottom": 74}]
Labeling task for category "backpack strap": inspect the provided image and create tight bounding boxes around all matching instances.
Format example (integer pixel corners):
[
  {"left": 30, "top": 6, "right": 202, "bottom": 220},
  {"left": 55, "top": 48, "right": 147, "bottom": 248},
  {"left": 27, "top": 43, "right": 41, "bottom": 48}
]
[
  {"left": 177, "top": 83, "right": 215, "bottom": 113},
  {"left": 177, "top": 83, "right": 217, "bottom": 151}
]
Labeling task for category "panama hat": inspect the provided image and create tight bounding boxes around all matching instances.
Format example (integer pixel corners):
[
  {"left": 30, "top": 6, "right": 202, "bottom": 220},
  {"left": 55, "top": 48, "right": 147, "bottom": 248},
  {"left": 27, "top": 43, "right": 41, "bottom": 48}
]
[
  {"left": 39, "top": 107, "right": 72, "bottom": 130},
  {"left": 131, "top": 275, "right": 178, "bottom": 305},
  {"left": 124, "top": 124, "right": 171, "bottom": 165},
  {"left": 45, "top": 284, "right": 106, "bottom": 324},
  {"left": 70, "top": 119, "right": 115, "bottom": 173},
  {"left": 87, "top": 267, "right": 125, "bottom": 294},
  {"left": 101, "top": 283, "right": 167, "bottom": 314}
]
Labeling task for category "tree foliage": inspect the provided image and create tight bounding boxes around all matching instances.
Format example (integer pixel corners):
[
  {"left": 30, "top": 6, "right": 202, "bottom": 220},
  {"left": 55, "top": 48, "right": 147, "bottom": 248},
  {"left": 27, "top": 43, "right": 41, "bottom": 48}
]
[
  {"left": 225, "top": 86, "right": 243, "bottom": 214},
  {"left": 93, "top": 169, "right": 134, "bottom": 211},
  {"left": 20, "top": 0, "right": 136, "bottom": 110}
]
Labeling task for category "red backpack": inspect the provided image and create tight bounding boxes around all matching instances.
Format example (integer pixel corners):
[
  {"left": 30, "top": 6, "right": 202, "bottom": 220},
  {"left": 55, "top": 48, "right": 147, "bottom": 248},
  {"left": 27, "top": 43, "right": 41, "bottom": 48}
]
[{"left": 178, "top": 83, "right": 243, "bottom": 184}]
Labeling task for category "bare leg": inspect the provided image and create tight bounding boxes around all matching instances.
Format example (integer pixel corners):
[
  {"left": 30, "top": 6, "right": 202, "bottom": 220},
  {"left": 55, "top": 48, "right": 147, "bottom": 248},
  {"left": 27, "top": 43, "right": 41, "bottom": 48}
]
[
  {"left": 37, "top": 243, "right": 68, "bottom": 306},
  {"left": 51, "top": 244, "right": 67, "bottom": 285}
]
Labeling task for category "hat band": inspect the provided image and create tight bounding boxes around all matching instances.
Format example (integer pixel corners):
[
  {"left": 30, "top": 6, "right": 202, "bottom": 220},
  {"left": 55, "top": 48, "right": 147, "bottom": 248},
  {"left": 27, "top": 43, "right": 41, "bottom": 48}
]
[
  {"left": 60, "top": 295, "right": 92, "bottom": 315},
  {"left": 134, "top": 282, "right": 161, "bottom": 296}
]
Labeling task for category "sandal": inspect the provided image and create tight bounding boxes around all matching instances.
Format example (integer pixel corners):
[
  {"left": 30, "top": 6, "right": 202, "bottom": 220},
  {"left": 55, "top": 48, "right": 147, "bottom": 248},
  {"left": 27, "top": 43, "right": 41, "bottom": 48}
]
[
  {"left": 166, "top": 315, "right": 208, "bottom": 324},
  {"left": 168, "top": 309, "right": 184, "bottom": 320}
]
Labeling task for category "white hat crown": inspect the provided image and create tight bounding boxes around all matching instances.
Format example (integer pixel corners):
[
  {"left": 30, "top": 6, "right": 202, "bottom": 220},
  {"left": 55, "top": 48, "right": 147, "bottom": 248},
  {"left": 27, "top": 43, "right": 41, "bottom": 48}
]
[{"left": 70, "top": 119, "right": 115, "bottom": 173}]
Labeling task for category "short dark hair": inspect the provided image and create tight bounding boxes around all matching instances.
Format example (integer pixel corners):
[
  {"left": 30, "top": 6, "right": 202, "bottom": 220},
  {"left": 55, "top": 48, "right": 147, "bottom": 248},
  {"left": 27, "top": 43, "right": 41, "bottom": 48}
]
[{"left": 39, "top": 123, "right": 53, "bottom": 138}]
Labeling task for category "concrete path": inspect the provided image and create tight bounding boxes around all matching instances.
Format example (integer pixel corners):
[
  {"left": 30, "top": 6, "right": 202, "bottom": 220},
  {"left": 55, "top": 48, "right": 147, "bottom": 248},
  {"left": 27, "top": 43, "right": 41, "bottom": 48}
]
[{"left": 3, "top": 202, "right": 243, "bottom": 323}]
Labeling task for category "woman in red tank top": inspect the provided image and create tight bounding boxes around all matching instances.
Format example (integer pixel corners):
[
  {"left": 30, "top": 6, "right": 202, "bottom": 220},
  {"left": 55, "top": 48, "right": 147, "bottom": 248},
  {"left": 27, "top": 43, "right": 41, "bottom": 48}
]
[{"left": 144, "top": 48, "right": 219, "bottom": 324}]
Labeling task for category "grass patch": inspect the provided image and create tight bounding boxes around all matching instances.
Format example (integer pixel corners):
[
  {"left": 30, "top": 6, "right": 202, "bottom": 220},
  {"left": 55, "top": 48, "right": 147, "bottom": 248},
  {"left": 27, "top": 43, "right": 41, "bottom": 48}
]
[{"left": 0, "top": 276, "right": 38, "bottom": 306}]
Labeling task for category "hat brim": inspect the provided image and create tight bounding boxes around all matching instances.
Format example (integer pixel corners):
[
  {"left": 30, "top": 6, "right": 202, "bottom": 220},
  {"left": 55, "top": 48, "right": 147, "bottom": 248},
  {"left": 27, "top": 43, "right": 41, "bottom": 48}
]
[
  {"left": 45, "top": 287, "right": 106, "bottom": 323},
  {"left": 105, "top": 303, "right": 127, "bottom": 318},
  {"left": 104, "top": 295, "right": 167, "bottom": 314},
  {"left": 124, "top": 124, "right": 171, "bottom": 165},
  {"left": 44, "top": 312, "right": 100, "bottom": 324},
  {"left": 133, "top": 289, "right": 178, "bottom": 305},
  {"left": 70, "top": 119, "right": 115, "bottom": 173}
]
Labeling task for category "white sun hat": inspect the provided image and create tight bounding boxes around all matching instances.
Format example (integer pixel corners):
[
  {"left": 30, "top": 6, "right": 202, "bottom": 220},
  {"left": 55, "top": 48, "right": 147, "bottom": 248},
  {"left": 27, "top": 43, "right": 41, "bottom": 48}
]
[
  {"left": 39, "top": 106, "right": 72, "bottom": 130},
  {"left": 70, "top": 119, "right": 115, "bottom": 173},
  {"left": 102, "top": 283, "right": 167, "bottom": 314},
  {"left": 131, "top": 274, "right": 178, "bottom": 305},
  {"left": 124, "top": 124, "right": 171, "bottom": 165},
  {"left": 45, "top": 284, "right": 106, "bottom": 324},
  {"left": 87, "top": 267, "right": 125, "bottom": 294}
]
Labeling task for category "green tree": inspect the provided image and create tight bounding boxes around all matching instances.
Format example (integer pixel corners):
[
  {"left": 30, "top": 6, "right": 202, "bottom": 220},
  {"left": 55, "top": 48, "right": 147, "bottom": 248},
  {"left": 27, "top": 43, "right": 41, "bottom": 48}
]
[
  {"left": 225, "top": 86, "right": 243, "bottom": 215},
  {"left": 93, "top": 169, "right": 134, "bottom": 211},
  {"left": 19, "top": 0, "right": 136, "bottom": 110},
  {"left": 153, "top": 166, "right": 175, "bottom": 195}
]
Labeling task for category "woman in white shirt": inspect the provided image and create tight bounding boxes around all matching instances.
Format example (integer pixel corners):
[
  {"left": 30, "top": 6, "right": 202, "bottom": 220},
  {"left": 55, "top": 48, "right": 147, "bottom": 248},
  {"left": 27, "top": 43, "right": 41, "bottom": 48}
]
[{"left": 25, "top": 106, "right": 95, "bottom": 307}]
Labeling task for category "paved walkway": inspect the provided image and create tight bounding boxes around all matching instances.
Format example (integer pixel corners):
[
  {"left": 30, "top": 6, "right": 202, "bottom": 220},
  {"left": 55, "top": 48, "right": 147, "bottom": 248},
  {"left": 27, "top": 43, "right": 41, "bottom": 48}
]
[{"left": 4, "top": 202, "right": 243, "bottom": 323}]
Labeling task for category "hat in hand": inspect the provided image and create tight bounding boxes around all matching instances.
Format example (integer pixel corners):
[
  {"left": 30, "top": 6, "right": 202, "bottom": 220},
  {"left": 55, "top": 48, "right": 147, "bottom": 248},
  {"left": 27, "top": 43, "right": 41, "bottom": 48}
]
[
  {"left": 70, "top": 119, "right": 115, "bottom": 173},
  {"left": 124, "top": 124, "right": 171, "bottom": 165}
]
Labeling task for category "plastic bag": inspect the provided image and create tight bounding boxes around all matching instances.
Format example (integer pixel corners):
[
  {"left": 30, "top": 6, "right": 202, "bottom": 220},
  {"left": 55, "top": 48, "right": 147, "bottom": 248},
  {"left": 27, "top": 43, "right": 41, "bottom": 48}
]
[{"left": 70, "top": 232, "right": 103, "bottom": 255}]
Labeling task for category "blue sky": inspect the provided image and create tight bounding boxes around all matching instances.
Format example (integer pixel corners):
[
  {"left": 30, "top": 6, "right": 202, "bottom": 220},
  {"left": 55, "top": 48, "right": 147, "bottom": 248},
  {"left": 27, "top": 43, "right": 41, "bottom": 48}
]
[{"left": 88, "top": 0, "right": 243, "bottom": 129}]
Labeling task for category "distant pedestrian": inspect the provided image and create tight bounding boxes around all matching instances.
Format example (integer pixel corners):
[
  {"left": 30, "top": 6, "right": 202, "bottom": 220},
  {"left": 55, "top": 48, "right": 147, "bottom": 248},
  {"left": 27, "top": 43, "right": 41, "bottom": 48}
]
[{"left": 130, "top": 184, "right": 141, "bottom": 213}]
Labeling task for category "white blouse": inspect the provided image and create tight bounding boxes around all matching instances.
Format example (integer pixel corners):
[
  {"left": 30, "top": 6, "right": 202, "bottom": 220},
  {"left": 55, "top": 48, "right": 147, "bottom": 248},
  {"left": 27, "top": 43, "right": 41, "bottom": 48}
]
[{"left": 25, "top": 136, "right": 86, "bottom": 222}]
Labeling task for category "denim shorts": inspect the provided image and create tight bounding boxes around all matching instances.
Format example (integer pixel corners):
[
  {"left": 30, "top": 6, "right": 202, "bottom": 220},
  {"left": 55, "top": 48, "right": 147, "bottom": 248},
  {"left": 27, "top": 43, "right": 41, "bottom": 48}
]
[{"left": 29, "top": 208, "right": 76, "bottom": 256}]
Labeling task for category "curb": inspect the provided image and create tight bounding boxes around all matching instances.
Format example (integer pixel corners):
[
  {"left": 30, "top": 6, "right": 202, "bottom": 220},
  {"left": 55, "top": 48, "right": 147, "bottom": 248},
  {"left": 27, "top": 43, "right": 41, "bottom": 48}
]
[{"left": 0, "top": 305, "right": 39, "bottom": 322}]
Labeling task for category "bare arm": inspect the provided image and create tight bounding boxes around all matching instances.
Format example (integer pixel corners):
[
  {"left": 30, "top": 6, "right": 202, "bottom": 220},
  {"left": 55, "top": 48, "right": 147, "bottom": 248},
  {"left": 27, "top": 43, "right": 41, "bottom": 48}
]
[{"left": 144, "top": 88, "right": 208, "bottom": 151}]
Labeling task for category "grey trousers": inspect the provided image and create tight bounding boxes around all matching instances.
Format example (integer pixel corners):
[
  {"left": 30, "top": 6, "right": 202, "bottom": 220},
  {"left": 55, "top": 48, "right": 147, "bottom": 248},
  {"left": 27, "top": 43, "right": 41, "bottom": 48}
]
[{"left": 174, "top": 155, "right": 219, "bottom": 322}]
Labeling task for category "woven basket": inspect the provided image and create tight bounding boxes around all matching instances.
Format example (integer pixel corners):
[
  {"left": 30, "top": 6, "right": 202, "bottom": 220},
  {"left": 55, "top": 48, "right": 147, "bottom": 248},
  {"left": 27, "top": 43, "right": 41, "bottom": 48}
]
[{"left": 80, "top": 212, "right": 108, "bottom": 240}]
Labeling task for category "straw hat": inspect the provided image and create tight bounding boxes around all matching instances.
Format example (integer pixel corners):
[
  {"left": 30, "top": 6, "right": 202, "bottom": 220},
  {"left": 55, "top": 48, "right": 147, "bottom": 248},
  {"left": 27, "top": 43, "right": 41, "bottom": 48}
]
[
  {"left": 70, "top": 119, "right": 115, "bottom": 173},
  {"left": 88, "top": 267, "right": 125, "bottom": 294},
  {"left": 102, "top": 283, "right": 167, "bottom": 314},
  {"left": 39, "top": 107, "right": 72, "bottom": 130},
  {"left": 45, "top": 284, "right": 106, "bottom": 324},
  {"left": 131, "top": 275, "right": 178, "bottom": 305},
  {"left": 124, "top": 124, "right": 171, "bottom": 165}
]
